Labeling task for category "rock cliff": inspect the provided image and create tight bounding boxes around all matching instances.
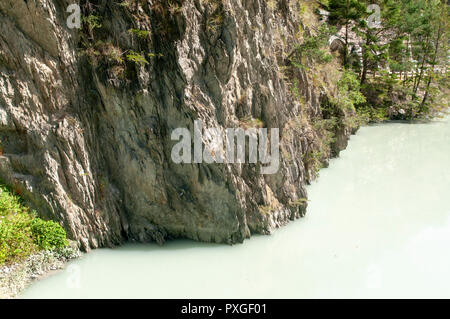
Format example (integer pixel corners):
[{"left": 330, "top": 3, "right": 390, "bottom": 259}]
[{"left": 0, "top": 0, "right": 355, "bottom": 250}]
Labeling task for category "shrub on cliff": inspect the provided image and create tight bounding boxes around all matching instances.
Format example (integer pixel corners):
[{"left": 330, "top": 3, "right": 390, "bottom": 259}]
[
  {"left": 31, "top": 219, "right": 68, "bottom": 250},
  {"left": 0, "top": 186, "right": 68, "bottom": 265},
  {"left": 0, "top": 212, "right": 35, "bottom": 265}
]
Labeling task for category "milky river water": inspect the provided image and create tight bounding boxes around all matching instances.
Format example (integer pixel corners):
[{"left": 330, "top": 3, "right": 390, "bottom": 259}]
[{"left": 21, "top": 116, "right": 450, "bottom": 298}]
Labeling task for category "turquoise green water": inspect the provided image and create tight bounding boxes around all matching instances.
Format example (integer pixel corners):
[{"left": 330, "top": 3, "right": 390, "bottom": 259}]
[{"left": 21, "top": 116, "right": 450, "bottom": 298}]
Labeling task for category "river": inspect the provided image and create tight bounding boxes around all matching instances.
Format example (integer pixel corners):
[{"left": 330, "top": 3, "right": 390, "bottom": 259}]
[{"left": 21, "top": 116, "right": 450, "bottom": 298}]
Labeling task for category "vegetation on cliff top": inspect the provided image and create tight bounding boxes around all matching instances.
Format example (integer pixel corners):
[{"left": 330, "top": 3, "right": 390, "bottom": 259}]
[
  {"left": 281, "top": 0, "right": 448, "bottom": 182},
  {"left": 0, "top": 185, "right": 69, "bottom": 265},
  {"left": 326, "top": 0, "right": 449, "bottom": 121}
]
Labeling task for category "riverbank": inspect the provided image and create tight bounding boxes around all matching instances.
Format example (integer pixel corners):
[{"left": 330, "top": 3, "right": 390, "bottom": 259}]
[{"left": 0, "top": 242, "right": 80, "bottom": 298}]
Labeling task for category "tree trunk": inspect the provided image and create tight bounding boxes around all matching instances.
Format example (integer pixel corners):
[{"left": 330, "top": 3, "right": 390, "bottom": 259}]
[
  {"left": 360, "top": 32, "right": 371, "bottom": 85},
  {"left": 421, "top": 22, "right": 443, "bottom": 109},
  {"left": 413, "top": 35, "right": 430, "bottom": 94},
  {"left": 344, "top": 22, "right": 349, "bottom": 67}
]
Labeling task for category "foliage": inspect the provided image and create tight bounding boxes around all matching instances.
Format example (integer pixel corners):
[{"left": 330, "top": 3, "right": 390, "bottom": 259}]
[
  {"left": 128, "top": 28, "right": 151, "bottom": 39},
  {"left": 326, "top": 0, "right": 448, "bottom": 120},
  {"left": 327, "top": 0, "right": 366, "bottom": 67},
  {"left": 83, "top": 14, "right": 102, "bottom": 32},
  {"left": 291, "top": 25, "right": 335, "bottom": 67},
  {"left": 356, "top": 105, "right": 389, "bottom": 123},
  {"left": 126, "top": 51, "right": 149, "bottom": 66},
  {"left": 331, "top": 69, "right": 366, "bottom": 114},
  {"left": 119, "top": 1, "right": 131, "bottom": 7},
  {"left": 0, "top": 212, "right": 35, "bottom": 265},
  {"left": 148, "top": 52, "right": 164, "bottom": 59},
  {"left": 0, "top": 185, "right": 68, "bottom": 265},
  {"left": 31, "top": 219, "right": 68, "bottom": 251},
  {"left": 303, "top": 149, "right": 326, "bottom": 179}
]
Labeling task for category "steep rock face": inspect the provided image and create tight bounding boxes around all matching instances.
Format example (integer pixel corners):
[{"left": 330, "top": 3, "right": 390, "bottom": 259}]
[{"left": 0, "top": 0, "right": 354, "bottom": 250}]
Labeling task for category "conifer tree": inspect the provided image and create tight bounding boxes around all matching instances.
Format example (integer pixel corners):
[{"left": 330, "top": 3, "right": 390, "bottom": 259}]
[{"left": 328, "top": 0, "right": 366, "bottom": 68}]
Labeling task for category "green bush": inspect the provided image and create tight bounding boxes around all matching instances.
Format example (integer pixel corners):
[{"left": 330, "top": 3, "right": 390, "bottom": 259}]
[
  {"left": 83, "top": 14, "right": 102, "bottom": 32},
  {"left": 0, "top": 213, "right": 35, "bottom": 264},
  {"left": 128, "top": 28, "right": 151, "bottom": 39},
  {"left": 0, "top": 185, "right": 69, "bottom": 265},
  {"left": 126, "top": 51, "right": 149, "bottom": 66},
  {"left": 334, "top": 69, "right": 366, "bottom": 112},
  {"left": 31, "top": 219, "right": 68, "bottom": 250},
  {"left": 291, "top": 25, "right": 335, "bottom": 67}
]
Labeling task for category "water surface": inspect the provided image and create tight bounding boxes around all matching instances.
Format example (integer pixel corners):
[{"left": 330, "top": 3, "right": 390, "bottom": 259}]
[{"left": 21, "top": 116, "right": 450, "bottom": 298}]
